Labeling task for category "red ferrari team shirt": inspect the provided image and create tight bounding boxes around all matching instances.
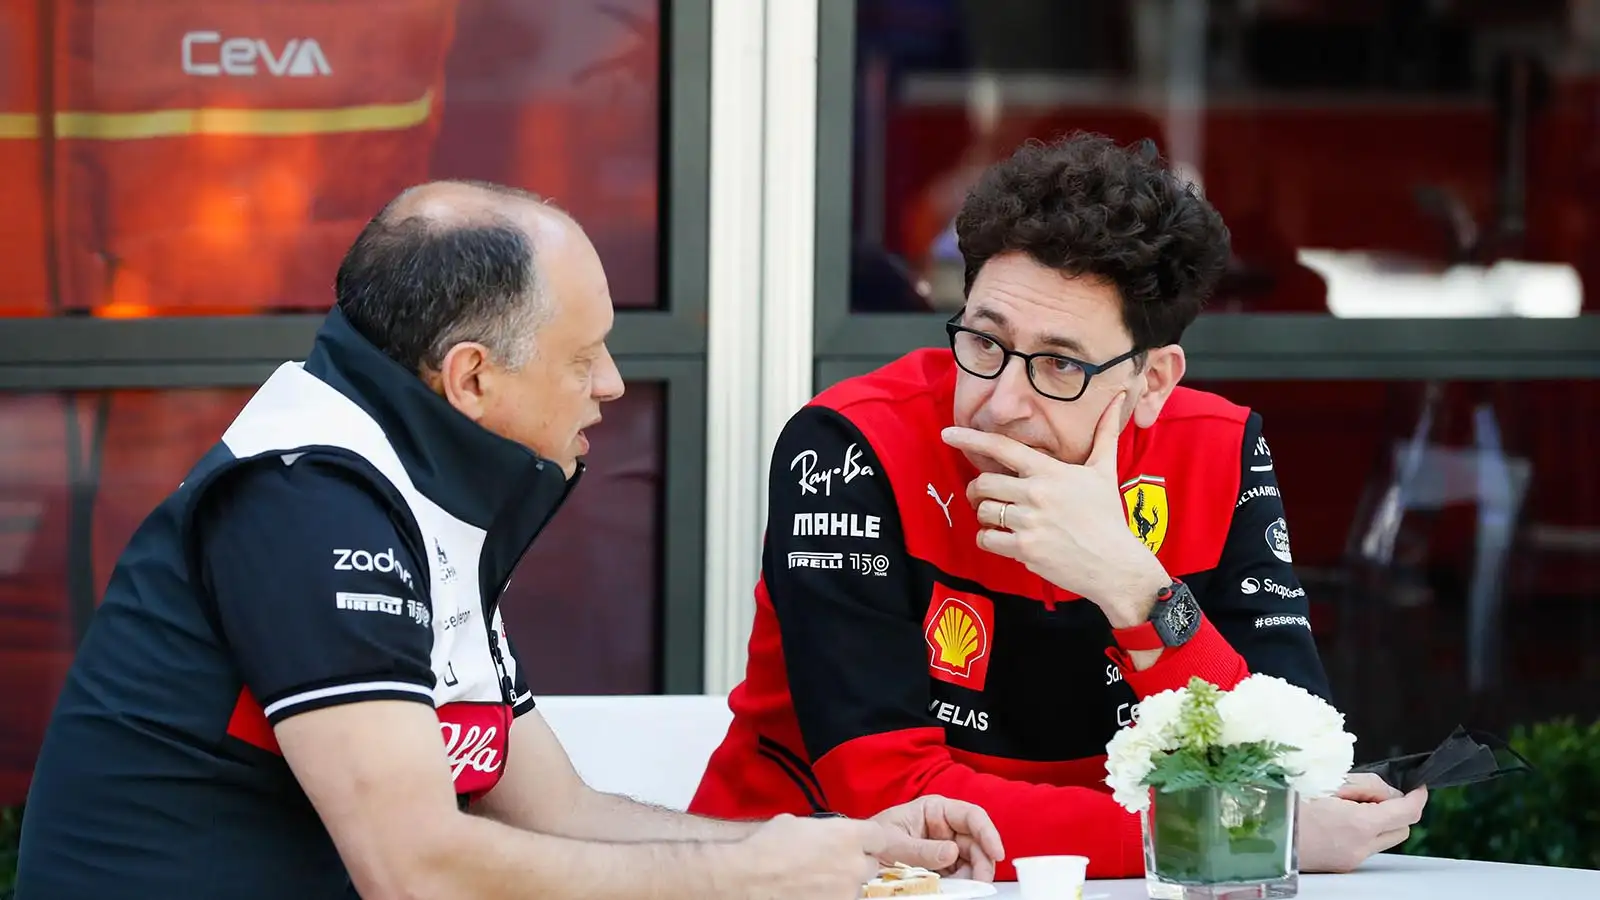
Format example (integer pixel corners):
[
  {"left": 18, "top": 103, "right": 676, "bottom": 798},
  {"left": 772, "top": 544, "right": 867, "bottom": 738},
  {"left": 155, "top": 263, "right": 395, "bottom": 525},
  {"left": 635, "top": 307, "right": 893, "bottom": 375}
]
[{"left": 691, "top": 348, "right": 1330, "bottom": 879}]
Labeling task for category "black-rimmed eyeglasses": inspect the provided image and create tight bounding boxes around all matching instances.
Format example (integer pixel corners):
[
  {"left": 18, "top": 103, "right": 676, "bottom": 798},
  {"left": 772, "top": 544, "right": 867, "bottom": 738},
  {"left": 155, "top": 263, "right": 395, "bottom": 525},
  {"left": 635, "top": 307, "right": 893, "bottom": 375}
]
[{"left": 945, "top": 310, "right": 1142, "bottom": 402}]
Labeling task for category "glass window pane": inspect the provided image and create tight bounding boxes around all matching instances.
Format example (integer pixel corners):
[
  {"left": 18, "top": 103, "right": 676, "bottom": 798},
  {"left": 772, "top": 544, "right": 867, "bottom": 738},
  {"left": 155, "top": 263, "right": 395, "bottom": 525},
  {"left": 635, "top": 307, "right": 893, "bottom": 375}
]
[
  {"left": 0, "top": 388, "right": 238, "bottom": 806},
  {"left": 430, "top": 0, "right": 662, "bottom": 311},
  {"left": 0, "top": 394, "right": 78, "bottom": 807},
  {"left": 1187, "top": 377, "right": 1600, "bottom": 758},
  {"left": 499, "top": 382, "right": 664, "bottom": 695},
  {"left": 0, "top": 383, "right": 666, "bottom": 805},
  {"left": 0, "top": 0, "right": 662, "bottom": 317},
  {"left": 850, "top": 0, "right": 1598, "bottom": 325}
]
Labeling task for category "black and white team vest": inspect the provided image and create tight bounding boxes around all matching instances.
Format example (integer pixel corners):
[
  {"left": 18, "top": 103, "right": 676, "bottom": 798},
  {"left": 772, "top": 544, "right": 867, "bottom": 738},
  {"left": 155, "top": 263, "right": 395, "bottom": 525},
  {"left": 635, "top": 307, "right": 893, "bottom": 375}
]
[{"left": 212, "top": 354, "right": 574, "bottom": 798}]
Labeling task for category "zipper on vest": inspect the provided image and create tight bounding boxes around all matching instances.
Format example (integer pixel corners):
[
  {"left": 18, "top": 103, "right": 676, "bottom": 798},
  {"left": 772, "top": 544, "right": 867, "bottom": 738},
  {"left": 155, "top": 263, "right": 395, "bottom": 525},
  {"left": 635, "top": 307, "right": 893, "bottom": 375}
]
[
  {"left": 486, "top": 626, "right": 514, "bottom": 704},
  {"left": 477, "top": 461, "right": 585, "bottom": 706}
]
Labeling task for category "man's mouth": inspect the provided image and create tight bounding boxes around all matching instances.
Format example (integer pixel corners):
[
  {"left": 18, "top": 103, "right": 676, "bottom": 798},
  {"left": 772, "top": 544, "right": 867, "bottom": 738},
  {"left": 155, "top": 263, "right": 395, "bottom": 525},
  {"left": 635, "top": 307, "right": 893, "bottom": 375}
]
[
  {"left": 989, "top": 433, "right": 1051, "bottom": 455},
  {"left": 575, "top": 419, "right": 601, "bottom": 452}
]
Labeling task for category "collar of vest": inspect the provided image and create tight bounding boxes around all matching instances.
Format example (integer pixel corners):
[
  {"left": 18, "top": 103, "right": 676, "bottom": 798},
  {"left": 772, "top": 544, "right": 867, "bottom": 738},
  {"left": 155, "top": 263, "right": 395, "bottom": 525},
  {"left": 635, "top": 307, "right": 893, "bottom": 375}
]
[{"left": 303, "top": 306, "right": 581, "bottom": 530}]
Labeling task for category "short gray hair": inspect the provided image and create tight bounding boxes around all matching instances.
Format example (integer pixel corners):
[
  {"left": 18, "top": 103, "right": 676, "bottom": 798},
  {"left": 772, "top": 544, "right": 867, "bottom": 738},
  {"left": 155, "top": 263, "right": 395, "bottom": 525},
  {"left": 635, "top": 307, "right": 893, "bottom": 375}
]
[
  {"left": 424, "top": 260, "right": 553, "bottom": 371},
  {"left": 336, "top": 192, "right": 559, "bottom": 375}
]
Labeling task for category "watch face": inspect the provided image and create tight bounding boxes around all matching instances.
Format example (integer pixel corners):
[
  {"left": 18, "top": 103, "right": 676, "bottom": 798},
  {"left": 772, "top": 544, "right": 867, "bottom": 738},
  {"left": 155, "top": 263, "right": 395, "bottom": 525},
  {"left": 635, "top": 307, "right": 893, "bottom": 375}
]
[
  {"left": 1166, "top": 598, "right": 1196, "bottom": 633},
  {"left": 1156, "top": 584, "right": 1201, "bottom": 646}
]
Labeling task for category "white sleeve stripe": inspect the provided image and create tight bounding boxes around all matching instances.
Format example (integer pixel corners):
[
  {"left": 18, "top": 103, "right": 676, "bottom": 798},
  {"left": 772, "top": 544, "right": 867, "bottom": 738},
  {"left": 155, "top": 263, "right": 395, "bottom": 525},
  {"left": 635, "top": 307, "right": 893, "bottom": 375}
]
[
  {"left": 264, "top": 681, "right": 434, "bottom": 718},
  {"left": 512, "top": 691, "right": 533, "bottom": 707}
]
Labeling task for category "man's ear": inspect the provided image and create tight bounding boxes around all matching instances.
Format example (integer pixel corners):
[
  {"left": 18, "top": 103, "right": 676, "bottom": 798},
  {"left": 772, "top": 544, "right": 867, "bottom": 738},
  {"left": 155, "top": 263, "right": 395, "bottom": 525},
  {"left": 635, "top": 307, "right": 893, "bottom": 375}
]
[
  {"left": 429, "top": 342, "right": 494, "bottom": 421},
  {"left": 1131, "top": 344, "right": 1185, "bottom": 429}
]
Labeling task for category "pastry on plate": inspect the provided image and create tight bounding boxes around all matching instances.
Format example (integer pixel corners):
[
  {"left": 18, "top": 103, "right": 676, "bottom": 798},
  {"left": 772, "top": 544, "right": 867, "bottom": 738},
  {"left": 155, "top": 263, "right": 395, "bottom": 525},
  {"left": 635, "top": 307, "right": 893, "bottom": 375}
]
[{"left": 861, "top": 862, "right": 941, "bottom": 896}]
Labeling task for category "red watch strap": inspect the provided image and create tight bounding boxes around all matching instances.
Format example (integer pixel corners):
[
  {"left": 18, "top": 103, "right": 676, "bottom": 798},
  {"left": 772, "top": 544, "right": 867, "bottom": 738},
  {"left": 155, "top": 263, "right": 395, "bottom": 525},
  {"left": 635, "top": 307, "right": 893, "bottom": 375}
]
[
  {"left": 1111, "top": 620, "right": 1166, "bottom": 652},
  {"left": 1111, "top": 581, "right": 1181, "bottom": 652}
]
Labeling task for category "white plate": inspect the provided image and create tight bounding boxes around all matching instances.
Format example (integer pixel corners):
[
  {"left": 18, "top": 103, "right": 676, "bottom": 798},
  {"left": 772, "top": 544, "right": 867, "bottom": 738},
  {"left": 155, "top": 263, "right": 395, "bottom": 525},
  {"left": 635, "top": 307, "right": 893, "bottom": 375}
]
[
  {"left": 862, "top": 878, "right": 996, "bottom": 899},
  {"left": 860, "top": 877, "right": 997, "bottom": 898},
  {"left": 932, "top": 879, "right": 998, "bottom": 898}
]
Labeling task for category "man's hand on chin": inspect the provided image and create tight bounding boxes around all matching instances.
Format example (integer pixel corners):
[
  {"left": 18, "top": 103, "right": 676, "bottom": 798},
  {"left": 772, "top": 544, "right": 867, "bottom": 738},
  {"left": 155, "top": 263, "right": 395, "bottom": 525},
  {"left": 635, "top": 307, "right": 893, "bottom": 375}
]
[
  {"left": 942, "top": 390, "right": 1167, "bottom": 623},
  {"left": 869, "top": 796, "right": 1006, "bottom": 881}
]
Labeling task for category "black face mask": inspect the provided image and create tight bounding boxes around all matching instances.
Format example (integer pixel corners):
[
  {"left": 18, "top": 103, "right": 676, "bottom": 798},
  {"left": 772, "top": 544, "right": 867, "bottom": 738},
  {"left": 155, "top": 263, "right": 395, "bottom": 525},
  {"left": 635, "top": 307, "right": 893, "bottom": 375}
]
[{"left": 1353, "top": 725, "right": 1533, "bottom": 793}]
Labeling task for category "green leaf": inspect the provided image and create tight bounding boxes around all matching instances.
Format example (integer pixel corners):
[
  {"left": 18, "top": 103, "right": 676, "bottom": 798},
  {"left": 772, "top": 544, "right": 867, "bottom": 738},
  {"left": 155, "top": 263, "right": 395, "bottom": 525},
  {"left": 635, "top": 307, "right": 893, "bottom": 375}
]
[{"left": 1144, "top": 741, "right": 1294, "bottom": 792}]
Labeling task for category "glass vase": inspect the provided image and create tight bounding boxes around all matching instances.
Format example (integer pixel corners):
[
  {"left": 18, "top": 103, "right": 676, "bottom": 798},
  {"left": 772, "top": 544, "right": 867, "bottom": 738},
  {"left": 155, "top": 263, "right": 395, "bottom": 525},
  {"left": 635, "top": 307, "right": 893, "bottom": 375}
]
[{"left": 1140, "top": 783, "right": 1299, "bottom": 900}]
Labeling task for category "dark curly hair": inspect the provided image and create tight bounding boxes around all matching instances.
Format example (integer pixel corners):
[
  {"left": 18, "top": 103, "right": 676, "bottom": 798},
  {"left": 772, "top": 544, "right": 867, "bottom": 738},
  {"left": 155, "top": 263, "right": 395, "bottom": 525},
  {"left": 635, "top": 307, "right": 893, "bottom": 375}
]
[{"left": 955, "top": 132, "right": 1230, "bottom": 351}]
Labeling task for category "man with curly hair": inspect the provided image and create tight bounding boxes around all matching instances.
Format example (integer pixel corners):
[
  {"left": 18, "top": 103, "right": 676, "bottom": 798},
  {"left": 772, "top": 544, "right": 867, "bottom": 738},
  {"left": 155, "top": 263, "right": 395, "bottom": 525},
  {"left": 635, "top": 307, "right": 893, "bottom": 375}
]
[{"left": 691, "top": 133, "right": 1427, "bottom": 880}]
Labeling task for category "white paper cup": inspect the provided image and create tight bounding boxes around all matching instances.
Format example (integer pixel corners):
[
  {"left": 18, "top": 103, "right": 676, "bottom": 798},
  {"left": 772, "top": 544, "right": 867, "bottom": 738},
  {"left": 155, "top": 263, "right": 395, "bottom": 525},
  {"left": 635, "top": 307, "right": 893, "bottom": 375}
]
[{"left": 1012, "top": 855, "right": 1089, "bottom": 900}]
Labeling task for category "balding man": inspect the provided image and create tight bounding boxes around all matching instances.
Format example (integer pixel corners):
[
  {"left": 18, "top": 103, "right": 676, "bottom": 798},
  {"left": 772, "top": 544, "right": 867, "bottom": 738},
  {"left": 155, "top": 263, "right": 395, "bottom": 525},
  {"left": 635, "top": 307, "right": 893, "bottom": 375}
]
[{"left": 15, "top": 182, "right": 1003, "bottom": 900}]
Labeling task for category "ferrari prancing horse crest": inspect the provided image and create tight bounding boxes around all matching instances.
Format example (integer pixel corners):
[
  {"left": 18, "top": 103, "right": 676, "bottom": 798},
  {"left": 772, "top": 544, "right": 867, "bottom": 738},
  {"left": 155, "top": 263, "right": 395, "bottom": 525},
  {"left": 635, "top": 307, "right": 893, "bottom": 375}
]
[{"left": 1121, "top": 475, "right": 1168, "bottom": 554}]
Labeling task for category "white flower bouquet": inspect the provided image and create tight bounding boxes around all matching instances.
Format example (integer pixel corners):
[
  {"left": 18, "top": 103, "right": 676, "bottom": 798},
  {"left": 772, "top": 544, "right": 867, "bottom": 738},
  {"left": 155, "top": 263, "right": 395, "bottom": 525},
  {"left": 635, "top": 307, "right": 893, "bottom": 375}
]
[
  {"left": 1106, "top": 674, "right": 1356, "bottom": 813},
  {"left": 1105, "top": 675, "right": 1357, "bottom": 898}
]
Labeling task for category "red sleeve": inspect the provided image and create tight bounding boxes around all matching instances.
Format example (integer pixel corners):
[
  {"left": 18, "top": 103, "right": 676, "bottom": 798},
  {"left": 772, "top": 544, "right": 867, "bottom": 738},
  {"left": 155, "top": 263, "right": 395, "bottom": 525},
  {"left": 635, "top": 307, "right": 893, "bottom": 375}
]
[
  {"left": 1113, "top": 615, "right": 1250, "bottom": 699},
  {"left": 814, "top": 729, "right": 1144, "bottom": 880}
]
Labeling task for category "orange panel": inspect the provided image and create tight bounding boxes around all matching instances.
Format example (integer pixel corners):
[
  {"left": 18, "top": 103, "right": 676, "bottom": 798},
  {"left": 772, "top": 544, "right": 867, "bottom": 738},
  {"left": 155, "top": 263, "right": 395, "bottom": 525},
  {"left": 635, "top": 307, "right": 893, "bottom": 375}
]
[
  {"left": 0, "top": 0, "right": 49, "bottom": 315},
  {"left": 50, "top": 0, "right": 461, "bottom": 314}
]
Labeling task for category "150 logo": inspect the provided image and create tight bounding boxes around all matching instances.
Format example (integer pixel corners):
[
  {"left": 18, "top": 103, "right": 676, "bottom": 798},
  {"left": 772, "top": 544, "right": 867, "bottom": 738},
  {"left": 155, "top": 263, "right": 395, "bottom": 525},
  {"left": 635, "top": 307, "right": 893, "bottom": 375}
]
[{"left": 849, "top": 553, "right": 889, "bottom": 576}]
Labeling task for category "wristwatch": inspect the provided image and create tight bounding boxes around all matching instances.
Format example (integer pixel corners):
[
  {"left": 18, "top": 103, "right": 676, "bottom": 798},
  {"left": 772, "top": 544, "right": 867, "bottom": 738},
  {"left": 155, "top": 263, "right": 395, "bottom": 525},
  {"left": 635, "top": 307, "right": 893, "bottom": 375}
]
[{"left": 1111, "top": 580, "right": 1201, "bottom": 651}]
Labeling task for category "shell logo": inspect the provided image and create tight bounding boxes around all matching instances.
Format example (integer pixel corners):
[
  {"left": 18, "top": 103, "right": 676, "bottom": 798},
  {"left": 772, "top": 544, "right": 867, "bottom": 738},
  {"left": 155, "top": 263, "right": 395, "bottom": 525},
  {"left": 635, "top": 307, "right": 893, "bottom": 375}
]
[
  {"left": 932, "top": 604, "right": 983, "bottom": 671},
  {"left": 923, "top": 592, "right": 994, "bottom": 690}
]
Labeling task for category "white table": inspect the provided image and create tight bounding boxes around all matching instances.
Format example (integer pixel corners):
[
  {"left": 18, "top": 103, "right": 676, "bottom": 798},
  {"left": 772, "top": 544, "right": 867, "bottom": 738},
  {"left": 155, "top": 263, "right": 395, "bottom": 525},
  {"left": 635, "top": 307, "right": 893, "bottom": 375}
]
[
  {"left": 526, "top": 699, "right": 1597, "bottom": 899},
  {"left": 985, "top": 854, "right": 1600, "bottom": 898}
]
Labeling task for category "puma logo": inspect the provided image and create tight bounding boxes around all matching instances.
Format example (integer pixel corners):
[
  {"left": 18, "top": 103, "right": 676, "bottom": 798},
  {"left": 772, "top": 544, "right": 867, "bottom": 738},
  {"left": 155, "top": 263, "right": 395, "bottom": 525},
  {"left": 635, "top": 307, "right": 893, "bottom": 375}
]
[{"left": 927, "top": 484, "right": 954, "bottom": 527}]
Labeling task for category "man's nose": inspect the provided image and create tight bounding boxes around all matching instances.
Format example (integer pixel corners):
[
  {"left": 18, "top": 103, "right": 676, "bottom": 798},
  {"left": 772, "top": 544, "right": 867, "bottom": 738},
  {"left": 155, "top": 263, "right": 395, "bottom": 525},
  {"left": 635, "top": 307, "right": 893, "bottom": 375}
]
[
  {"left": 594, "top": 348, "right": 626, "bottom": 401},
  {"left": 982, "top": 357, "right": 1036, "bottom": 425}
]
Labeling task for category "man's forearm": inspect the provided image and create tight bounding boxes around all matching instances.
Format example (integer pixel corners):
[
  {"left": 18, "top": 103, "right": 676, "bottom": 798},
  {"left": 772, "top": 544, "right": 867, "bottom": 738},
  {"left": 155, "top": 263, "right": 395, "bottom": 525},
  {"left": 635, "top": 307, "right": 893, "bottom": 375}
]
[
  {"left": 815, "top": 738, "right": 1145, "bottom": 880},
  {"left": 559, "top": 787, "right": 762, "bottom": 843},
  {"left": 401, "top": 810, "right": 750, "bottom": 900},
  {"left": 1090, "top": 556, "right": 1171, "bottom": 671}
]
